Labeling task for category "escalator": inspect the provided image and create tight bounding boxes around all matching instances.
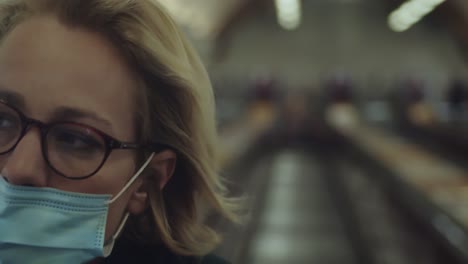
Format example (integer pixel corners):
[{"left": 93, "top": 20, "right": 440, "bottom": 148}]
[{"left": 215, "top": 141, "right": 455, "bottom": 263}]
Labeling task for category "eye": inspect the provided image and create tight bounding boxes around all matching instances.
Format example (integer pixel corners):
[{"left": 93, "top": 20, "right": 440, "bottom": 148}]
[
  {"left": 0, "top": 111, "right": 20, "bottom": 148},
  {"left": 48, "top": 125, "right": 105, "bottom": 159},
  {"left": 0, "top": 112, "right": 18, "bottom": 130}
]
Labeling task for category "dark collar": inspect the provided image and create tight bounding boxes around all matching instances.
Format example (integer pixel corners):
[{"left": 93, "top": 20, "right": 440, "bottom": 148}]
[{"left": 104, "top": 238, "right": 197, "bottom": 264}]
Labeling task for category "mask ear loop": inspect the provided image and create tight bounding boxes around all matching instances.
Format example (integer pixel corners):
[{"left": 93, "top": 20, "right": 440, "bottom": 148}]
[
  {"left": 102, "top": 152, "right": 155, "bottom": 257},
  {"left": 106, "top": 152, "right": 155, "bottom": 205},
  {"left": 103, "top": 212, "right": 130, "bottom": 257}
]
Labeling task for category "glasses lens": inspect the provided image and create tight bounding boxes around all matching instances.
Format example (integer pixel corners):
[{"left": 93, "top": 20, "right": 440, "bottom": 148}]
[
  {"left": 46, "top": 123, "right": 106, "bottom": 178},
  {"left": 0, "top": 103, "right": 22, "bottom": 153}
]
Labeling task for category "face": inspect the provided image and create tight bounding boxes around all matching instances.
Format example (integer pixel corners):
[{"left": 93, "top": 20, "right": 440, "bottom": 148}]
[{"left": 0, "top": 15, "right": 144, "bottom": 240}]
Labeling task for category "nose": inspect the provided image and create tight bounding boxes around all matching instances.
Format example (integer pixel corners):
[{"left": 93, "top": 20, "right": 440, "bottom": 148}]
[{"left": 1, "top": 127, "right": 49, "bottom": 187}]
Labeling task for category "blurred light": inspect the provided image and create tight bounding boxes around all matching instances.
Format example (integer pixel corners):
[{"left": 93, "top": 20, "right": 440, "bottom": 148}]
[
  {"left": 157, "top": 0, "right": 248, "bottom": 39},
  {"left": 157, "top": 0, "right": 211, "bottom": 38},
  {"left": 274, "top": 0, "right": 302, "bottom": 31},
  {"left": 388, "top": 0, "right": 446, "bottom": 32}
]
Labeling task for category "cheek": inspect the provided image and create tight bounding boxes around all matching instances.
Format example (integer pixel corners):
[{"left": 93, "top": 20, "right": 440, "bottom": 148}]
[
  {"left": 77, "top": 152, "right": 136, "bottom": 196},
  {"left": 0, "top": 155, "right": 7, "bottom": 168},
  {"left": 99, "top": 154, "right": 138, "bottom": 241},
  {"left": 0, "top": 156, "right": 8, "bottom": 176},
  {"left": 101, "top": 152, "right": 137, "bottom": 184},
  {"left": 82, "top": 153, "right": 138, "bottom": 240},
  {"left": 104, "top": 186, "right": 134, "bottom": 241}
]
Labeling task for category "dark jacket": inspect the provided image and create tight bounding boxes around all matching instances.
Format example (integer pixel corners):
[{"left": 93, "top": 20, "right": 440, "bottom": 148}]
[{"left": 104, "top": 238, "right": 230, "bottom": 264}]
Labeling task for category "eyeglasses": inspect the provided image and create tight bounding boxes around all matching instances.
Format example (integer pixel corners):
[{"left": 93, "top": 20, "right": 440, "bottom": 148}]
[{"left": 0, "top": 101, "right": 163, "bottom": 180}]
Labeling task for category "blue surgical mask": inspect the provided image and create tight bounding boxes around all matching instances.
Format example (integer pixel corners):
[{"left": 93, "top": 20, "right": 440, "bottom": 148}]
[{"left": 0, "top": 153, "right": 155, "bottom": 264}]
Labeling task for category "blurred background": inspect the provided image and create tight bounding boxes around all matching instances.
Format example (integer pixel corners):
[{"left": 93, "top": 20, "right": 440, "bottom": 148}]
[{"left": 160, "top": 0, "right": 468, "bottom": 263}]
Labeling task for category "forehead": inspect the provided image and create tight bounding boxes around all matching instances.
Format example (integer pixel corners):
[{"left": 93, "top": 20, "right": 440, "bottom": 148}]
[{"left": 0, "top": 15, "right": 138, "bottom": 137}]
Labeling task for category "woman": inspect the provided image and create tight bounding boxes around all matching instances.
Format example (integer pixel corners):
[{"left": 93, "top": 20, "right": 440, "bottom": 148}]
[{"left": 0, "top": 0, "right": 238, "bottom": 263}]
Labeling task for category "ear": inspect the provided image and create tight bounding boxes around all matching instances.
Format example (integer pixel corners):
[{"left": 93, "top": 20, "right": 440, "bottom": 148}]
[
  {"left": 127, "top": 150, "right": 177, "bottom": 215},
  {"left": 150, "top": 149, "right": 177, "bottom": 190}
]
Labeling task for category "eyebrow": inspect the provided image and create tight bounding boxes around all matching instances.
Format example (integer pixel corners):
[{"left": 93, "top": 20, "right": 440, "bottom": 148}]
[
  {"left": 0, "top": 90, "right": 25, "bottom": 109},
  {"left": 0, "top": 89, "right": 113, "bottom": 130},
  {"left": 51, "top": 107, "right": 113, "bottom": 130}
]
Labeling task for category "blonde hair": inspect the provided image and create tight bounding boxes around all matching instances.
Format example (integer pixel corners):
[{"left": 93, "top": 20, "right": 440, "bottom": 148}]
[{"left": 0, "top": 0, "right": 239, "bottom": 256}]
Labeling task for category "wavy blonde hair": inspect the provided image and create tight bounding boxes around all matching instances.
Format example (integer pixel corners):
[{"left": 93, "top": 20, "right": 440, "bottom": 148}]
[{"left": 0, "top": 0, "right": 239, "bottom": 256}]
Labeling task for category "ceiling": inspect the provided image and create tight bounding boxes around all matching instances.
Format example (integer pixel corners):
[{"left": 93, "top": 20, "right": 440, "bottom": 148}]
[
  {"left": 156, "top": 0, "right": 468, "bottom": 62},
  {"left": 157, "top": 0, "right": 250, "bottom": 39},
  {"left": 157, "top": 0, "right": 463, "bottom": 38}
]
